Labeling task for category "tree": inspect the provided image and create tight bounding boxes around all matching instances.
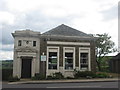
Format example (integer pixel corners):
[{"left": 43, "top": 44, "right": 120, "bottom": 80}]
[{"left": 95, "top": 33, "right": 117, "bottom": 71}]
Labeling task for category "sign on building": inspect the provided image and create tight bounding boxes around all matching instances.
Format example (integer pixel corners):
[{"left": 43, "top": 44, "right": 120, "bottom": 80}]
[{"left": 41, "top": 55, "right": 46, "bottom": 61}]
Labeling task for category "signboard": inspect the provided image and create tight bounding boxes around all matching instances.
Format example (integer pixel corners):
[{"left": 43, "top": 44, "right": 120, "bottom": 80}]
[{"left": 41, "top": 55, "right": 46, "bottom": 61}]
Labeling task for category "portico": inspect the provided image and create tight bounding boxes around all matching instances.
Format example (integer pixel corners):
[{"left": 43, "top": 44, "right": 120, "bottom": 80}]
[{"left": 13, "top": 47, "right": 38, "bottom": 78}]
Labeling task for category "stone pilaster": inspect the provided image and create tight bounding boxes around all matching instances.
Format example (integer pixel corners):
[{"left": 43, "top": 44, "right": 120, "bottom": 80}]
[
  {"left": 16, "top": 57, "right": 21, "bottom": 78},
  {"left": 32, "top": 57, "right": 36, "bottom": 77}
]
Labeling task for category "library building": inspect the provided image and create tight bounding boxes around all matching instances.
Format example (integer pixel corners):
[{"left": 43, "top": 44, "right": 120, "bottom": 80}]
[{"left": 12, "top": 24, "right": 96, "bottom": 78}]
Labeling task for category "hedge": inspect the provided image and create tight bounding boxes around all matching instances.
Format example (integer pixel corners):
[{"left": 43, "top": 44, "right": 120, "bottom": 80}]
[
  {"left": 74, "top": 70, "right": 111, "bottom": 79},
  {"left": 2, "top": 68, "right": 13, "bottom": 81},
  {"left": 74, "top": 71, "right": 96, "bottom": 78},
  {"left": 46, "top": 72, "right": 64, "bottom": 80},
  {"left": 31, "top": 73, "right": 46, "bottom": 80}
]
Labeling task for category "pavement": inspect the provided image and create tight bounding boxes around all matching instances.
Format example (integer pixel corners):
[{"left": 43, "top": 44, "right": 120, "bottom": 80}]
[{"left": 5, "top": 78, "right": 119, "bottom": 84}]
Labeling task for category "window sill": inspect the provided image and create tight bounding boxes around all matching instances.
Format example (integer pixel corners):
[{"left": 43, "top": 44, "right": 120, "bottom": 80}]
[
  {"left": 64, "top": 69, "right": 74, "bottom": 72},
  {"left": 47, "top": 69, "right": 59, "bottom": 71},
  {"left": 79, "top": 69, "right": 89, "bottom": 71}
]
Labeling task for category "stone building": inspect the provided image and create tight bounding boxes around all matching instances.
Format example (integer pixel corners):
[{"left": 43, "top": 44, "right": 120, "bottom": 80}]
[{"left": 12, "top": 24, "right": 96, "bottom": 78}]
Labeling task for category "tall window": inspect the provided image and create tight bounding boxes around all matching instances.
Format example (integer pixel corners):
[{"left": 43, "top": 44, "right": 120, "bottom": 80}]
[
  {"left": 18, "top": 40, "right": 22, "bottom": 46},
  {"left": 80, "top": 53, "right": 88, "bottom": 70},
  {"left": 65, "top": 52, "right": 73, "bottom": 69},
  {"left": 79, "top": 48, "right": 90, "bottom": 71},
  {"left": 33, "top": 41, "right": 36, "bottom": 47},
  {"left": 64, "top": 47, "right": 75, "bottom": 70},
  {"left": 48, "top": 52, "right": 57, "bottom": 69}
]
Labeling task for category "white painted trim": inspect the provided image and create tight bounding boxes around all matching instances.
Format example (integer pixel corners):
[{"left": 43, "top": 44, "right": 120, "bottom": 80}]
[
  {"left": 41, "top": 34, "right": 92, "bottom": 39},
  {"left": 18, "top": 52, "right": 36, "bottom": 57},
  {"left": 63, "top": 47, "right": 75, "bottom": 71},
  {"left": 79, "top": 47, "right": 91, "bottom": 71},
  {"left": 46, "top": 46, "right": 59, "bottom": 75},
  {"left": 47, "top": 41, "right": 90, "bottom": 46}
]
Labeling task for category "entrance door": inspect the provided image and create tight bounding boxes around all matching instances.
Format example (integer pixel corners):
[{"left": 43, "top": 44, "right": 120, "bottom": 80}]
[{"left": 21, "top": 58, "right": 32, "bottom": 78}]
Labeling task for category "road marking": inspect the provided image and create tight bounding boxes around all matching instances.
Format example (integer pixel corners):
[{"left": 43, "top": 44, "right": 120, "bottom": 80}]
[{"left": 47, "top": 85, "right": 101, "bottom": 88}]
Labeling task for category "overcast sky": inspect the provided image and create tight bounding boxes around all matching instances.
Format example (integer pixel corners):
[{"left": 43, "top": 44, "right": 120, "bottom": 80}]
[{"left": 0, "top": 0, "right": 119, "bottom": 60}]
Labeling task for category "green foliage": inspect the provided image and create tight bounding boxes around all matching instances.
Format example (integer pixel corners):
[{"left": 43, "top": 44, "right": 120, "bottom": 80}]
[
  {"left": 46, "top": 72, "right": 64, "bottom": 80},
  {"left": 2, "top": 68, "right": 13, "bottom": 81},
  {"left": 52, "top": 72, "right": 64, "bottom": 79},
  {"left": 95, "top": 33, "right": 117, "bottom": 71},
  {"left": 46, "top": 75, "right": 53, "bottom": 80},
  {"left": 31, "top": 73, "right": 46, "bottom": 80},
  {"left": 1, "top": 60, "right": 13, "bottom": 69},
  {"left": 74, "top": 70, "right": 96, "bottom": 78},
  {"left": 95, "top": 72, "right": 111, "bottom": 78},
  {"left": 95, "top": 33, "right": 116, "bottom": 55},
  {"left": 96, "top": 56, "right": 112, "bottom": 72},
  {"left": 66, "top": 77, "right": 74, "bottom": 79},
  {"left": 8, "top": 76, "right": 20, "bottom": 82},
  {"left": 74, "top": 70, "right": 111, "bottom": 79}
]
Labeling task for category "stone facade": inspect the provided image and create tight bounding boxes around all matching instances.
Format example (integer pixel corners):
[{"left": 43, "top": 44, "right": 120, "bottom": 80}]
[
  {"left": 12, "top": 24, "right": 96, "bottom": 78},
  {"left": 12, "top": 30, "right": 40, "bottom": 78}
]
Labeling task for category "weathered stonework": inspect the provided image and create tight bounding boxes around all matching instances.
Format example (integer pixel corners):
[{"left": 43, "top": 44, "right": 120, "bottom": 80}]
[{"left": 12, "top": 24, "right": 96, "bottom": 78}]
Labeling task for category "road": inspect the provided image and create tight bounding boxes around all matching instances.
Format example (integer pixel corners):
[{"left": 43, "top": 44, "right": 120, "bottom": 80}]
[{"left": 2, "top": 81, "right": 119, "bottom": 88}]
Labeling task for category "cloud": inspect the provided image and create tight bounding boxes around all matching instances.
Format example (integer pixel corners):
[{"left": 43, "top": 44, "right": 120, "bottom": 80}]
[
  {"left": 1, "top": 9, "right": 76, "bottom": 44},
  {"left": 0, "top": 50, "right": 13, "bottom": 60},
  {"left": 1, "top": 44, "right": 13, "bottom": 51},
  {"left": 0, "top": 0, "right": 119, "bottom": 60},
  {"left": 100, "top": 6, "right": 118, "bottom": 21},
  {"left": 0, "top": 0, "right": 8, "bottom": 11},
  {"left": 0, "top": 11, "right": 15, "bottom": 25},
  {"left": 1, "top": 24, "right": 14, "bottom": 45}
]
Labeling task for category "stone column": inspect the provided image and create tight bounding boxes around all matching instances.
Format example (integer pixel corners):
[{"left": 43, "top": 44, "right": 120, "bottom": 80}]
[
  {"left": 32, "top": 57, "right": 36, "bottom": 77},
  {"left": 16, "top": 57, "right": 21, "bottom": 78},
  {"left": 13, "top": 51, "right": 17, "bottom": 77},
  {"left": 13, "top": 58, "right": 17, "bottom": 77}
]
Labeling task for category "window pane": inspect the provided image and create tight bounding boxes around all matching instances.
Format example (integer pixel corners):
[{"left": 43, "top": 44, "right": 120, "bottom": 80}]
[
  {"left": 33, "top": 41, "right": 36, "bottom": 46},
  {"left": 65, "top": 52, "right": 73, "bottom": 70},
  {"left": 80, "top": 53, "right": 88, "bottom": 70},
  {"left": 18, "top": 40, "right": 22, "bottom": 46},
  {"left": 48, "top": 52, "right": 57, "bottom": 69}
]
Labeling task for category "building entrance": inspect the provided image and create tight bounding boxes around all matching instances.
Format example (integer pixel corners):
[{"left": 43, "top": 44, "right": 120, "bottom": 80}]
[{"left": 21, "top": 58, "right": 32, "bottom": 78}]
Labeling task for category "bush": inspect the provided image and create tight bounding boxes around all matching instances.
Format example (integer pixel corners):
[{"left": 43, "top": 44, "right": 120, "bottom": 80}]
[
  {"left": 53, "top": 72, "right": 64, "bottom": 79},
  {"left": 46, "top": 75, "right": 54, "bottom": 80},
  {"left": 66, "top": 77, "right": 74, "bottom": 79},
  {"left": 31, "top": 73, "right": 46, "bottom": 80},
  {"left": 74, "top": 70, "right": 96, "bottom": 79},
  {"left": 95, "top": 72, "right": 110, "bottom": 78},
  {"left": 46, "top": 72, "right": 64, "bottom": 80},
  {"left": 2, "top": 68, "right": 13, "bottom": 81},
  {"left": 8, "top": 76, "right": 20, "bottom": 82}
]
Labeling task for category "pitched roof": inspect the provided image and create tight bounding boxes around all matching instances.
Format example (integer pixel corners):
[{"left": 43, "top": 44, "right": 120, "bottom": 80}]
[{"left": 42, "top": 24, "right": 92, "bottom": 37}]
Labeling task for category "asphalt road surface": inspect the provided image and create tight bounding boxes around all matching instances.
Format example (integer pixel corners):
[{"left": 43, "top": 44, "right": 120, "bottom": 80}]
[{"left": 2, "top": 81, "right": 119, "bottom": 88}]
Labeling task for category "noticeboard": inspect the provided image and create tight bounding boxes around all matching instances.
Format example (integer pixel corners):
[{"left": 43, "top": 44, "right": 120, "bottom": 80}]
[{"left": 41, "top": 55, "right": 46, "bottom": 61}]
